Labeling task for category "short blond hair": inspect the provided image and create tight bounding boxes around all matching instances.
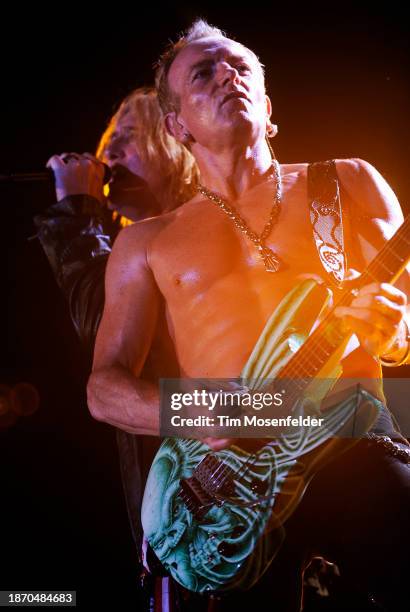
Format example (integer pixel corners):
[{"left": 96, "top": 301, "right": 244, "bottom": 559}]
[
  {"left": 155, "top": 19, "right": 264, "bottom": 115},
  {"left": 96, "top": 86, "right": 199, "bottom": 212}
]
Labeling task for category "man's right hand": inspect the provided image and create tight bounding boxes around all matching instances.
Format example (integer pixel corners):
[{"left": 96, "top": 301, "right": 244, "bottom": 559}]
[
  {"left": 46, "top": 152, "right": 106, "bottom": 203},
  {"left": 202, "top": 437, "right": 239, "bottom": 450}
]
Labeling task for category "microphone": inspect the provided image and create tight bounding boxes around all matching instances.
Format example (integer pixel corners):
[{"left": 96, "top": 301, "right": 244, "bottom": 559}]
[{"left": 0, "top": 163, "right": 112, "bottom": 185}]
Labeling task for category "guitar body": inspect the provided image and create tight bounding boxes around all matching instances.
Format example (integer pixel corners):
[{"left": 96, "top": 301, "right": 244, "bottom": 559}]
[
  {"left": 141, "top": 438, "right": 284, "bottom": 593},
  {"left": 141, "top": 279, "right": 382, "bottom": 593}
]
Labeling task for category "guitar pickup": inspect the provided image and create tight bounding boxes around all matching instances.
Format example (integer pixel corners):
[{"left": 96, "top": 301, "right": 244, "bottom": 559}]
[
  {"left": 178, "top": 477, "right": 215, "bottom": 521},
  {"left": 178, "top": 455, "right": 235, "bottom": 520}
]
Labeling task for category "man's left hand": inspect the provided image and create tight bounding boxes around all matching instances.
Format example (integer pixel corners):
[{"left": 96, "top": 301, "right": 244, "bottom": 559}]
[{"left": 334, "top": 282, "right": 407, "bottom": 358}]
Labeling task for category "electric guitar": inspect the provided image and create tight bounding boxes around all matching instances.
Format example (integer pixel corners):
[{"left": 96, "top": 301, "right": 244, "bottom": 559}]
[{"left": 141, "top": 216, "right": 410, "bottom": 594}]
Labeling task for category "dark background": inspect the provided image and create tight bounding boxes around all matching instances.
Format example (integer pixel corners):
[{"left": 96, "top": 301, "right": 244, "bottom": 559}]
[{"left": 1, "top": 3, "right": 409, "bottom": 610}]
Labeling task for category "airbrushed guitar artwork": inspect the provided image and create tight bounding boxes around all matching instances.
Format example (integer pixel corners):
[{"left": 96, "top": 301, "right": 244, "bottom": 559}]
[{"left": 142, "top": 216, "right": 410, "bottom": 594}]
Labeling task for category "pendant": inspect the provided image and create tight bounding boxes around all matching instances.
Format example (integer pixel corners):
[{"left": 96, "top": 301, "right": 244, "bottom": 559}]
[{"left": 258, "top": 244, "right": 280, "bottom": 272}]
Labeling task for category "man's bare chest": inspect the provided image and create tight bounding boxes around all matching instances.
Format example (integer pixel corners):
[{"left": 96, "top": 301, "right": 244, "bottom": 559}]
[{"left": 151, "top": 171, "right": 330, "bottom": 297}]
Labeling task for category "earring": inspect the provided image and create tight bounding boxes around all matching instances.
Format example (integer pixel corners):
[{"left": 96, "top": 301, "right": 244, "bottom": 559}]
[{"left": 266, "top": 122, "right": 278, "bottom": 138}]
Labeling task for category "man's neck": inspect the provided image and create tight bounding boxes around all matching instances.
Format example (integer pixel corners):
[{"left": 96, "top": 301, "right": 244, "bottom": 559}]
[{"left": 193, "top": 139, "right": 274, "bottom": 201}]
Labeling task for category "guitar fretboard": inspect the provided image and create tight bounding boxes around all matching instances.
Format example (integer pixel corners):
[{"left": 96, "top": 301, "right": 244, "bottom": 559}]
[{"left": 279, "top": 215, "right": 410, "bottom": 383}]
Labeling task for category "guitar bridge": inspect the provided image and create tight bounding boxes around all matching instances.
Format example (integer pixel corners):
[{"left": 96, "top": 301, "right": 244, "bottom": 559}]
[{"left": 178, "top": 454, "right": 235, "bottom": 521}]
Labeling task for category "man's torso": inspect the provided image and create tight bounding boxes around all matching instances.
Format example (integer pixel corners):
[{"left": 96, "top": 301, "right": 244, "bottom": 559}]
[{"left": 147, "top": 162, "right": 379, "bottom": 380}]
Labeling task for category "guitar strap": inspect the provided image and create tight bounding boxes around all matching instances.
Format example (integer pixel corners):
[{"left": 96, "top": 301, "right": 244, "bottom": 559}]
[{"left": 307, "top": 160, "right": 346, "bottom": 286}]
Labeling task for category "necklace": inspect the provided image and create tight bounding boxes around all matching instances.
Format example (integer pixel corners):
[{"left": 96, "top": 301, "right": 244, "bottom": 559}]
[{"left": 197, "top": 160, "right": 282, "bottom": 272}]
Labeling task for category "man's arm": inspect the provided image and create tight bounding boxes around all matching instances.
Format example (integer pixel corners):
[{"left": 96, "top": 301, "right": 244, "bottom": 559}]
[
  {"left": 335, "top": 158, "right": 410, "bottom": 362},
  {"left": 34, "top": 154, "right": 117, "bottom": 350},
  {"left": 34, "top": 194, "right": 115, "bottom": 350},
  {"left": 87, "top": 220, "right": 163, "bottom": 435}
]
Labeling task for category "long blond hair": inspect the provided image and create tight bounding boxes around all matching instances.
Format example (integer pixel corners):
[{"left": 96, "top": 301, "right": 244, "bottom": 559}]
[{"left": 96, "top": 86, "right": 199, "bottom": 219}]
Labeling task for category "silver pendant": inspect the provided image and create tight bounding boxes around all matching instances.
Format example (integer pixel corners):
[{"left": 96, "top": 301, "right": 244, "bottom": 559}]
[{"left": 258, "top": 245, "right": 280, "bottom": 272}]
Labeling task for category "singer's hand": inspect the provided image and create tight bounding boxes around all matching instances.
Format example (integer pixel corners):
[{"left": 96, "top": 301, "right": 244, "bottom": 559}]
[{"left": 46, "top": 152, "right": 106, "bottom": 203}]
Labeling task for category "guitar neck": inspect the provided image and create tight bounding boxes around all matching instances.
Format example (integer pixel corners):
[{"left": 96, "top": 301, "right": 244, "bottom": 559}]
[{"left": 279, "top": 215, "right": 410, "bottom": 381}]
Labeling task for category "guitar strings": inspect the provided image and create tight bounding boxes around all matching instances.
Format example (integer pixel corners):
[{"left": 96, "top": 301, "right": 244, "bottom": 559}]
[{"left": 279, "top": 222, "right": 410, "bottom": 382}]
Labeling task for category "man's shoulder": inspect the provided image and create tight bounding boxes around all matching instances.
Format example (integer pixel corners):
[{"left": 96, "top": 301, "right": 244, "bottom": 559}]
[
  {"left": 333, "top": 158, "right": 402, "bottom": 222},
  {"left": 334, "top": 157, "right": 373, "bottom": 178},
  {"left": 333, "top": 157, "right": 387, "bottom": 195},
  {"left": 281, "top": 158, "right": 400, "bottom": 221},
  {"left": 280, "top": 158, "right": 377, "bottom": 190},
  {"left": 320, "top": 157, "right": 379, "bottom": 199},
  {"left": 115, "top": 214, "right": 171, "bottom": 248},
  {"left": 290, "top": 157, "right": 371, "bottom": 176},
  {"left": 105, "top": 216, "right": 168, "bottom": 276}
]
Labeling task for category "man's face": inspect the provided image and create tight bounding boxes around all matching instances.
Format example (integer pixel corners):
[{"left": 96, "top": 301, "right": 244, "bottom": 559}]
[
  {"left": 167, "top": 37, "right": 268, "bottom": 148},
  {"left": 103, "top": 111, "right": 160, "bottom": 221}
]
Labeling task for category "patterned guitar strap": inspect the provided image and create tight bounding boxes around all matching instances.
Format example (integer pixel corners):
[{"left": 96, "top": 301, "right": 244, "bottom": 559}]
[{"left": 308, "top": 159, "right": 346, "bottom": 286}]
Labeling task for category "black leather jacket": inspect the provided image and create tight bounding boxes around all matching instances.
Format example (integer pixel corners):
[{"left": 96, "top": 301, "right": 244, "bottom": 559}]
[
  {"left": 34, "top": 195, "right": 116, "bottom": 351},
  {"left": 34, "top": 195, "right": 144, "bottom": 553}
]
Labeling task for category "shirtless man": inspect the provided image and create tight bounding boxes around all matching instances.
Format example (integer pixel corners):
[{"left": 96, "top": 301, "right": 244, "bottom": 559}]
[{"left": 88, "top": 20, "right": 410, "bottom": 609}]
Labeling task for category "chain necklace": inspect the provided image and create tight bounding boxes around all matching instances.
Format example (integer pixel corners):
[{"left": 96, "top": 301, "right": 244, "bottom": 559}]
[{"left": 197, "top": 159, "right": 282, "bottom": 272}]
